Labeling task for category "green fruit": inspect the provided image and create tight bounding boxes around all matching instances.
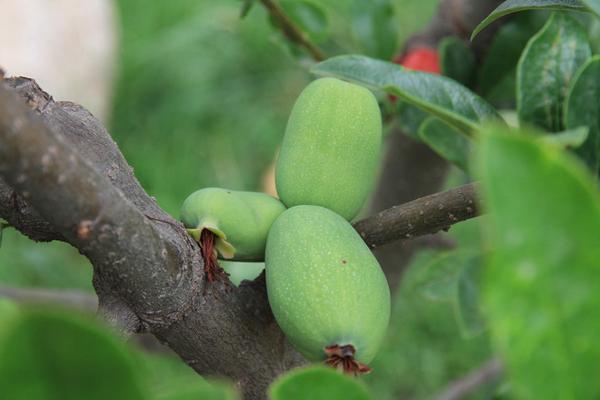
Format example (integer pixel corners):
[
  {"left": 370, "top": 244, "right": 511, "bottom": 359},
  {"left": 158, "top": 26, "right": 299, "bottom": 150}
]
[
  {"left": 275, "top": 78, "right": 382, "bottom": 221},
  {"left": 181, "top": 188, "right": 286, "bottom": 261},
  {"left": 265, "top": 205, "right": 390, "bottom": 366}
]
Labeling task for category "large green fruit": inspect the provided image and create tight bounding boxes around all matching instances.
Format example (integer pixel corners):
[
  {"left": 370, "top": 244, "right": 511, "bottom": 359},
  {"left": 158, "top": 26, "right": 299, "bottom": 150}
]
[
  {"left": 266, "top": 205, "right": 390, "bottom": 368},
  {"left": 181, "top": 188, "right": 286, "bottom": 261},
  {"left": 275, "top": 78, "right": 382, "bottom": 221}
]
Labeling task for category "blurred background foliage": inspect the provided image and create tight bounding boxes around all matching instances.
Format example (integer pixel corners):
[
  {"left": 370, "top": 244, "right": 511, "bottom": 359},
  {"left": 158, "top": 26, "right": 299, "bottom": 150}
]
[{"left": 0, "top": 0, "right": 498, "bottom": 398}]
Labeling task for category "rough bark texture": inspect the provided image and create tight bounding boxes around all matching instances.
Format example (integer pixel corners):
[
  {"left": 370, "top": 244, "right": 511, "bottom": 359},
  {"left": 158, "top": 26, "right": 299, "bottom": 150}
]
[
  {"left": 0, "top": 78, "right": 305, "bottom": 399},
  {"left": 0, "top": 1, "right": 497, "bottom": 397},
  {"left": 0, "top": 76, "right": 480, "bottom": 398}
]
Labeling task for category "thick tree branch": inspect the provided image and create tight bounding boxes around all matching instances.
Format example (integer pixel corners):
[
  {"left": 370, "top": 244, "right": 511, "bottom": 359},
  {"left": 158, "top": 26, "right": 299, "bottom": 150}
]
[
  {"left": 434, "top": 358, "right": 504, "bottom": 400},
  {"left": 357, "top": 183, "right": 479, "bottom": 249},
  {"left": 259, "top": 0, "right": 326, "bottom": 61},
  {"left": 0, "top": 79, "right": 304, "bottom": 399}
]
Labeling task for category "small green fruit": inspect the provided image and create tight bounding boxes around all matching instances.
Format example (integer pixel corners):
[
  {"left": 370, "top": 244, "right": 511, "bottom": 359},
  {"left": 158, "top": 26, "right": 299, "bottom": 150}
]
[
  {"left": 266, "top": 205, "right": 390, "bottom": 371},
  {"left": 180, "top": 188, "right": 286, "bottom": 261},
  {"left": 276, "top": 77, "right": 382, "bottom": 221}
]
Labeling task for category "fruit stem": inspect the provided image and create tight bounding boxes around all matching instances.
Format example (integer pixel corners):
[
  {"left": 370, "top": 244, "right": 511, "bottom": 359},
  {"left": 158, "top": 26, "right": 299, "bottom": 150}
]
[
  {"left": 324, "top": 344, "right": 372, "bottom": 376},
  {"left": 199, "top": 229, "right": 229, "bottom": 284}
]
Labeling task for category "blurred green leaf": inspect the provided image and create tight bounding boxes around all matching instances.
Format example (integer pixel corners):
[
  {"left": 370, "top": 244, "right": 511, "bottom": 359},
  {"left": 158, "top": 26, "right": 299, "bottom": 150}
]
[
  {"left": 455, "top": 255, "right": 486, "bottom": 338},
  {"left": 471, "top": 0, "right": 587, "bottom": 39},
  {"left": 439, "top": 37, "right": 475, "bottom": 87},
  {"left": 582, "top": 0, "right": 600, "bottom": 15},
  {"left": 350, "top": 0, "right": 398, "bottom": 59},
  {"left": 240, "top": 0, "right": 257, "bottom": 18},
  {"left": 220, "top": 261, "right": 264, "bottom": 286},
  {"left": 565, "top": 56, "right": 600, "bottom": 174},
  {"left": 269, "top": 366, "right": 372, "bottom": 400},
  {"left": 413, "top": 250, "right": 487, "bottom": 338},
  {"left": 478, "top": 12, "right": 548, "bottom": 102},
  {"left": 275, "top": 0, "right": 329, "bottom": 44},
  {"left": 539, "top": 126, "right": 589, "bottom": 149},
  {"left": 155, "top": 380, "right": 239, "bottom": 400},
  {"left": 418, "top": 117, "right": 473, "bottom": 171},
  {"left": 478, "top": 126, "right": 600, "bottom": 399},
  {"left": 312, "top": 55, "right": 501, "bottom": 136},
  {"left": 414, "top": 251, "right": 465, "bottom": 302},
  {"left": 517, "top": 12, "right": 591, "bottom": 132},
  {"left": 0, "top": 309, "right": 147, "bottom": 400},
  {"left": 395, "top": 102, "right": 428, "bottom": 139}
]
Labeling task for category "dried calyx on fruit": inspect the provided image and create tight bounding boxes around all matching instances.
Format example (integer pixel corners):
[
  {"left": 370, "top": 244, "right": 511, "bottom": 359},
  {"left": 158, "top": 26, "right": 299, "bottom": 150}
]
[
  {"left": 265, "top": 205, "right": 391, "bottom": 374},
  {"left": 180, "top": 188, "right": 286, "bottom": 283}
]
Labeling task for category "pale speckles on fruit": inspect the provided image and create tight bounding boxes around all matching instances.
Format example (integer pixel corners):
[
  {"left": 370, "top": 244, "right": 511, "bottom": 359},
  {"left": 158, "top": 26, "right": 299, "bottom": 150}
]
[
  {"left": 275, "top": 78, "right": 382, "bottom": 221},
  {"left": 265, "top": 205, "right": 390, "bottom": 365}
]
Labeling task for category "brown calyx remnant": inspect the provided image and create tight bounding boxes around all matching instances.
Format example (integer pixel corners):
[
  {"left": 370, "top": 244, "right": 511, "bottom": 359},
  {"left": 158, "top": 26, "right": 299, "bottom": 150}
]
[
  {"left": 199, "top": 229, "right": 229, "bottom": 284},
  {"left": 324, "top": 344, "right": 372, "bottom": 375}
]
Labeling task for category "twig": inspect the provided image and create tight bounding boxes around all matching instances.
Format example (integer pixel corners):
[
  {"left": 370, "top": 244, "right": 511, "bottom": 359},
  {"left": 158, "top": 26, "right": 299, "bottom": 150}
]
[
  {"left": 354, "top": 182, "right": 480, "bottom": 249},
  {"left": 259, "top": 0, "right": 326, "bottom": 61},
  {"left": 0, "top": 285, "right": 98, "bottom": 312},
  {"left": 434, "top": 357, "right": 504, "bottom": 400}
]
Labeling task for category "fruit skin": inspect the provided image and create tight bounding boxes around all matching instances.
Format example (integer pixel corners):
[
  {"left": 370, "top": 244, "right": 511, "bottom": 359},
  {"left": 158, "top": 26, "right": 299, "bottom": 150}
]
[
  {"left": 393, "top": 47, "right": 440, "bottom": 74},
  {"left": 275, "top": 78, "right": 382, "bottom": 221},
  {"left": 180, "top": 188, "right": 286, "bottom": 261},
  {"left": 265, "top": 205, "right": 390, "bottom": 364}
]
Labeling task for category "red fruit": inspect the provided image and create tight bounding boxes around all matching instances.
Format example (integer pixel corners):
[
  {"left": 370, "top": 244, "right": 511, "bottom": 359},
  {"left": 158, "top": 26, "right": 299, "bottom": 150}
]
[{"left": 394, "top": 47, "right": 441, "bottom": 74}]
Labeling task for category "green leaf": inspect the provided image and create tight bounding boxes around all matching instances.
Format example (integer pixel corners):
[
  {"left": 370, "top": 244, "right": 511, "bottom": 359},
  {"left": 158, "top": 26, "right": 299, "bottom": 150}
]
[
  {"left": 413, "top": 251, "right": 465, "bottom": 303},
  {"left": 155, "top": 379, "right": 239, "bottom": 400},
  {"left": 478, "top": 125, "right": 600, "bottom": 399},
  {"left": 517, "top": 12, "right": 591, "bottom": 132},
  {"left": 240, "top": 0, "right": 256, "bottom": 18},
  {"left": 539, "top": 126, "right": 589, "bottom": 149},
  {"left": 439, "top": 36, "right": 476, "bottom": 87},
  {"left": 478, "top": 12, "right": 548, "bottom": 100},
  {"left": 471, "top": 0, "right": 587, "bottom": 40},
  {"left": 565, "top": 56, "right": 600, "bottom": 174},
  {"left": 0, "top": 309, "right": 147, "bottom": 400},
  {"left": 581, "top": 0, "right": 600, "bottom": 15},
  {"left": 312, "top": 55, "right": 502, "bottom": 136},
  {"left": 269, "top": 366, "right": 372, "bottom": 400},
  {"left": 413, "top": 250, "right": 486, "bottom": 337},
  {"left": 454, "top": 255, "right": 486, "bottom": 338},
  {"left": 418, "top": 117, "right": 473, "bottom": 171}
]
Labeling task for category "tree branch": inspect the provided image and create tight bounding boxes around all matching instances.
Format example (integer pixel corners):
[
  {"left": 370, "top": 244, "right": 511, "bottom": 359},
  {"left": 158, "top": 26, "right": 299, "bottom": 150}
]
[
  {"left": 0, "top": 78, "right": 304, "bottom": 399},
  {"left": 356, "top": 183, "right": 479, "bottom": 249},
  {"left": 434, "top": 357, "right": 504, "bottom": 400},
  {"left": 259, "top": 0, "right": 326, "bottom": 61}
]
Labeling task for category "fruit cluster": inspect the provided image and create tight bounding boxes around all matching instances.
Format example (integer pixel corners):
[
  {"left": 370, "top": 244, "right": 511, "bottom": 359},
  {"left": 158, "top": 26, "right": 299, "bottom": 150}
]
[{"left": 180, "top": 77, "right": 391, "bottom": 374}]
